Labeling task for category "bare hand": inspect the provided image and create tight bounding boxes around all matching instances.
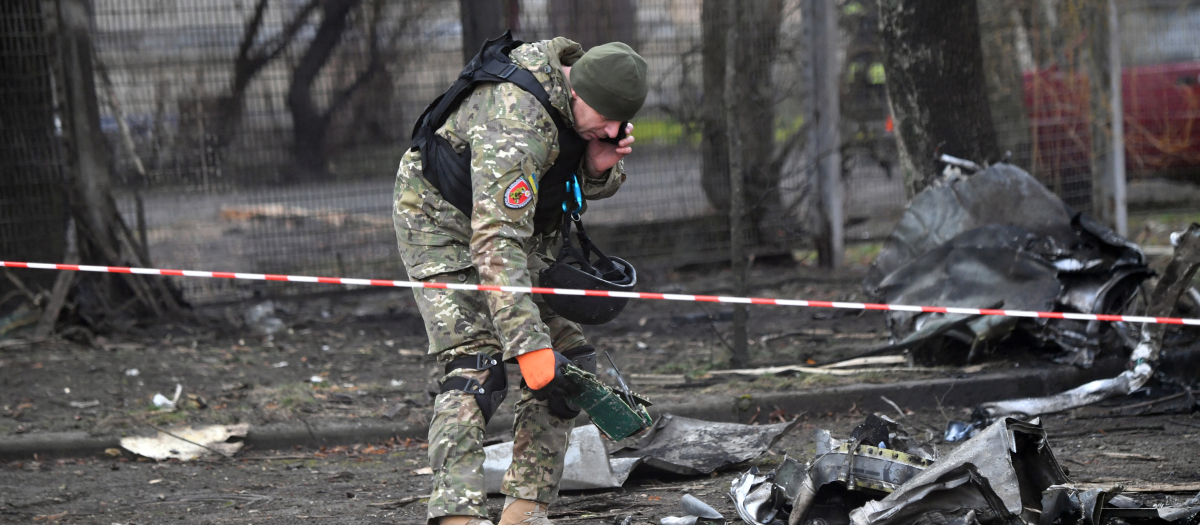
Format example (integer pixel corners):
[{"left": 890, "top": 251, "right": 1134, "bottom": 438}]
[{"left": 584, "top": 123, "right": 634, "bottom": 178}]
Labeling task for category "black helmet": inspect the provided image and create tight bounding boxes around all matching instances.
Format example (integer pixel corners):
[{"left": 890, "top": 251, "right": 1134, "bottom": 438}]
[{"left": 539, "top": 216, "right": 637, "bottom": 325}]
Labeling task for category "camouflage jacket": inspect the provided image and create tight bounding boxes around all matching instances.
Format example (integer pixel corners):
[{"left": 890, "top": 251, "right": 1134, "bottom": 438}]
[{"left": 393, "top": 37, "right": 627, "bottom": 361}]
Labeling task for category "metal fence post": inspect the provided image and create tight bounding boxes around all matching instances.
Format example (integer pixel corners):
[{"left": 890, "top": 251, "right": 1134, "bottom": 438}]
[
  {"left": 1108, "top": 0, "right": 1127, "bottom": 237},
  {"left": 1086, "top": 0, "right": 1126, "bottom": 232},
  {"left": 814, "top": 0, "right": 843, "bottom": 268}
]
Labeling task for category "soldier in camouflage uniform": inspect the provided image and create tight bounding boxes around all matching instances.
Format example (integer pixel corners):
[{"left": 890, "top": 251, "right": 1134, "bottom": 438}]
[{"left": 392, "top": 37, "right": 648, "bottom": 525}]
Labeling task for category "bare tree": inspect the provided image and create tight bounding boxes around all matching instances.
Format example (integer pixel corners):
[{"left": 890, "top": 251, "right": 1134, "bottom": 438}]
[
  {"left": 459, "top": 0, "right": 505, "bottom": 64},
  {"left": 332, "top": 0, "right": 396, "bottom": 150},
  {"left": 880, "top": 0, "right": 1001, "bottom": 197},
  {"left": 212, "top": 0, "right": 319, "bottom": 149},
  {"left": 724, "top": 1, "right": 750, "bottom": 369},
  {"left": 700, "top": 0, "right": 792, "bottom": 245},
  {"left": 56, "top": 0, "right": 184, "bottom": 325},
  {"left": 287, "top": 0, "right": 362, "bottom": 179},
  {"left": 978, "top": 0, "right": 1034, "bottom": 171},
  {"left": 287, "top": 0, "right": 442, "bottom": 178},
  {"left": 548, "top": 0, "right": 636, "bottom": 49},
  {"left": 700, "top": 0, "right": 728, "bottom": 222}
]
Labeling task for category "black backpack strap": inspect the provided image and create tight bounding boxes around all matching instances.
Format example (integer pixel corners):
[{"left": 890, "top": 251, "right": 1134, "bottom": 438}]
[{"left": 410, "top": 30, "right": 573, "bottom": 219}]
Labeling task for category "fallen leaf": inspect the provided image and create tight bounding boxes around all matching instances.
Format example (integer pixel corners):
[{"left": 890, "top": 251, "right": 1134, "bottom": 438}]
[{"left": 412, "top": 467, "right": 433, "bottom": 475}]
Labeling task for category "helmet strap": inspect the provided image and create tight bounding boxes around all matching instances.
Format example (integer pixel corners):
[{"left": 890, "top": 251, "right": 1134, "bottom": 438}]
[{"left": 557, "top": 209, "right": 622, "bottom": 279}]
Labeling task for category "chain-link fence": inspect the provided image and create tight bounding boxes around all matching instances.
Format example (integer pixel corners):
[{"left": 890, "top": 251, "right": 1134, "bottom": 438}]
[
  {"left": 981, "top": 0, "right": 1200, "bottom": 210},
  {"left": 2, "top": 0, "right": 1198, "bottom": 305},
  {"left": 1, "top": 0, "right": 68, "bottom": 298},
  {"left": 89, "top": 0, "right": 823, "bottom": 303}
]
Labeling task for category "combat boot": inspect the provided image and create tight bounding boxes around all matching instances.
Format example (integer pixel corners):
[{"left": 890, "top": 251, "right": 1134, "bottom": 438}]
[
  {"left": 439, "top": 516, "right": 494, "bottom": 525},
  {"left": 498, "top": 498, "right": 552, "bottom": 525}
]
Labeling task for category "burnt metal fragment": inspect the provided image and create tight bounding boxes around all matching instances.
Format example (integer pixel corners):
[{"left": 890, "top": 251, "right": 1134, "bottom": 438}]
[
  {"left": 979, "top": 224, "right": 1200, "bottom": 419},
  {"left": 864, "top": 164, "right": 1151, "bottom": 366}
]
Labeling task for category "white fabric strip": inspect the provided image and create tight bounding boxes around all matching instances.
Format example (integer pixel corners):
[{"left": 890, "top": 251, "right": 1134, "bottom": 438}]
[{"left": 3, "top": 260, "right": 1198, "bottom": 325}]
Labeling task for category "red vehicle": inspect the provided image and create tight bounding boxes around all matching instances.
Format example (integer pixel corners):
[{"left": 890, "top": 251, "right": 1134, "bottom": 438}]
[{"left": 1024, "top": 62, "right": 1200, "bottom": 179}]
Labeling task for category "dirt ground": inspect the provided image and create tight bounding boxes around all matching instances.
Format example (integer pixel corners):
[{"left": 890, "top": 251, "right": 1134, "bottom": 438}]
[
  {"left": 0, "top": 259, "right": 906, "bottom": 439},
  {"left": 1, "top": 407, "right": 1197, "bottom": 524},
  {"left": 2, "top": 256, "right": 1199, "bottom": 524}
]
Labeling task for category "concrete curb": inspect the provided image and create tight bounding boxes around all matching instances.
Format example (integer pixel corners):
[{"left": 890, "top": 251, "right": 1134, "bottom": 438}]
[{"left": 3, "top": 348, "right": 1196, "bottom": 460}]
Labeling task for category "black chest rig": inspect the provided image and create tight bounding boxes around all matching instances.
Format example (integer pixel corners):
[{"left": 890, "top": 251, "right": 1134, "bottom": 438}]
[{"left": 409, "top": 31, "right": 586, "bottom": 234}]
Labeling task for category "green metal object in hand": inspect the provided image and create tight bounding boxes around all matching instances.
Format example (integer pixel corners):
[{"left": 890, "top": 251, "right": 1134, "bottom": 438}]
[{"left": 561, "top": 364, "right": 652, "bottom": 441}]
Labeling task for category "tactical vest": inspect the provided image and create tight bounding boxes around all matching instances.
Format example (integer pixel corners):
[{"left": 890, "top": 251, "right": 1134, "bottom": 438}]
[{"left": 409, "top": 31, "right": 586, "bottom": 234}]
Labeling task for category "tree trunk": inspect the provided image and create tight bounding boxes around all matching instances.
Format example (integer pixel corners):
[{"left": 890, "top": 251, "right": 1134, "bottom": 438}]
[
  {"left": 0, "top": 0, "right": 68, "bottom": 301},
  {"left": 736, "top": 1, "right": 785, "bottom": 243},
  {"left": 287, "top": 0, "right": 359, "bottom": 180},
  {"left": 337, "top": 64, "right": 398, "bottom": 148},
  {"left": 58, "top": 0, "right": 117, "bottom": 261},
  {"left": 328, "top": 0, "right": 397, "bottom": 150},
  {"left": 700, "top": 0, "right": 784, "bottom": 244},
  {"left": 212, "top": 0, "right": 272, "bottom": 150},
  {"left": 56, "top": 0, "right": 184, "bottom": 322},
  {"left": 459, "top": 0, "right": 504, "bottom": 65},
  {"left": 724, "top": 1, "right": 750, "bottom": 369},
  {"left": 548, "top": 0, "right": 636, "bottom": 50},
  {"left": 880, "top": 0, "right": 1001, "bottom": 197},
  {"left": 214, "top": 0, "right": 319, "bottom": 149},
  {"left": 978, "top": 0, "right": 1034, "bottom": 171},
  {"left": 700, "top": 0, "right": 728, "bottom": 217}
]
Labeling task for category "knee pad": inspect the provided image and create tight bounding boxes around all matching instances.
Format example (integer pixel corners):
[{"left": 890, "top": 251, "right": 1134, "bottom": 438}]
[{"left": 439, "top": 353, "right": 508, "bottom": 424}]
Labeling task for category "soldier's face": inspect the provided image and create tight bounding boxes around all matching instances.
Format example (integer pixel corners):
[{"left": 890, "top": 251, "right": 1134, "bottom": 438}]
[{"left": 571, "top": 94, "right": 623, "bottom": 142}]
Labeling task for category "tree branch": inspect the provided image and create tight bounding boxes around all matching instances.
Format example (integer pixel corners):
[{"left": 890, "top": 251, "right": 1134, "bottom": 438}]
[
  {"left": 324, "top": 59, "right": 381, "bottom": 123},
  {"left": 234, "top": 0, "right": 270, "bottom": 75},
  {"left": 258, "top": 0, "right": 321, "bottom": 66}
]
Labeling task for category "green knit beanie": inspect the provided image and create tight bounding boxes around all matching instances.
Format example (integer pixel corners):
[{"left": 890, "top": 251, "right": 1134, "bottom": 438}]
[{"left": 569, "top": 42, "right": 648, "bottom": 122}]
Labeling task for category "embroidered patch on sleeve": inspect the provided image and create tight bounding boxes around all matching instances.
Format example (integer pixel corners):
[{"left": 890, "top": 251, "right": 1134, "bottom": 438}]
[{"left": 504, "top": 177, "right": 535, "bottom": 209}]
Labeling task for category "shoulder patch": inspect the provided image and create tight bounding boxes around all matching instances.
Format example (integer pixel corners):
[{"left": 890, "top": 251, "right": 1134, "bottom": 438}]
[{"left": 504, "top": 177, "right": 535, "bottom": 209}]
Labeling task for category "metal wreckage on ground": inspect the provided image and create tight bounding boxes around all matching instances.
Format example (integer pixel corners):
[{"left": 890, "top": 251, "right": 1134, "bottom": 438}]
[
  {"left": 483, "top": 414, "right": 800, "bottom": 494},
  {"left": 862, "top": 160, "right": 1200, "bottom": 420},
  {"left": 495, "top": 162, "right": 1196, "bottom": 525},
  {"left": 863, "top": 160, "right": 1159, "bottom": 369},
  {"left": 652, "top": 162, "right": 1200, "bottom": 525},
  {"left": 706, "top": 414, "right": 1200, "bottom": 525}
]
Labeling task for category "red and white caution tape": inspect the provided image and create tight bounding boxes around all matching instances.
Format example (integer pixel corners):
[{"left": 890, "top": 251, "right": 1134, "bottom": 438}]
[{"left": 4, "top": 260, "right": 1199, "bottom": 326}]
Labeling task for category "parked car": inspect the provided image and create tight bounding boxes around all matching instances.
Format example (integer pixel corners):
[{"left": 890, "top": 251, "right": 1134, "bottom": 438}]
[{"left": 1023, "top": 61, "right": 1200, "bottom": 179}]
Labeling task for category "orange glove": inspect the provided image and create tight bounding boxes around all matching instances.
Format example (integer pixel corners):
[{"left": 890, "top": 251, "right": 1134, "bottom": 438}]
[{"left": 516, "top": 348, "right": 558, "bottom": 390}]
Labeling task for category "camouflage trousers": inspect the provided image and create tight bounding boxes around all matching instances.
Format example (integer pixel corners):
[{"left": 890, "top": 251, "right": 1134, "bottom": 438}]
[{"left": 411, "top": 260, "right": 586, "bottom": 523}]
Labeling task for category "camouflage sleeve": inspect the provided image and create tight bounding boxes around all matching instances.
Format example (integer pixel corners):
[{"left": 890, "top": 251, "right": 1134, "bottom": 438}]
[
  {"left": 580, "top": 158, "right": 626, "bottom": 200},
  {"left": 468, "top": 115, "right": 556, "bottom": 361}
]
